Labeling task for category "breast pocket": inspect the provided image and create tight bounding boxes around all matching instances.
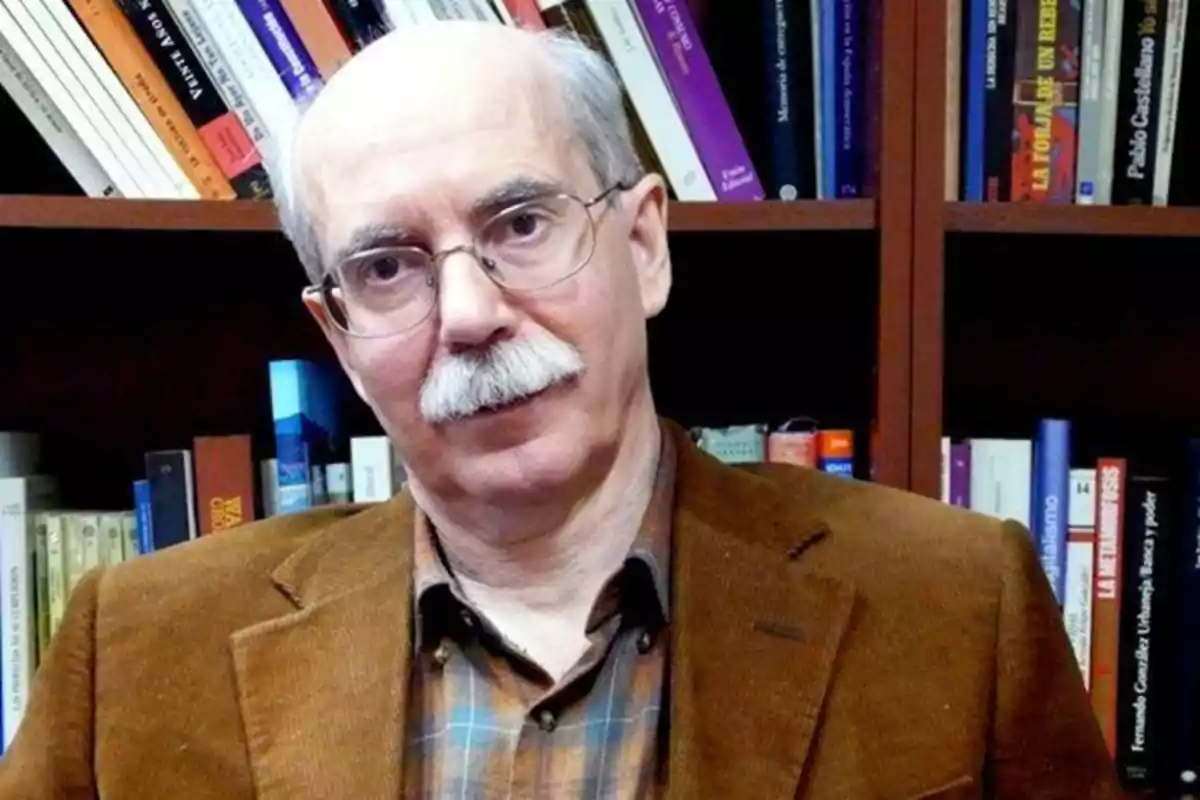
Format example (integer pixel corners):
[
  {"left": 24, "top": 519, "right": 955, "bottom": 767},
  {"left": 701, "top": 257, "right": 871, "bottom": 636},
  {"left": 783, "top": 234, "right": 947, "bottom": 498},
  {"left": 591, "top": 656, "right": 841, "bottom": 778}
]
[{"left": 906, "top": 774, "right": 977, "bottom": 800}]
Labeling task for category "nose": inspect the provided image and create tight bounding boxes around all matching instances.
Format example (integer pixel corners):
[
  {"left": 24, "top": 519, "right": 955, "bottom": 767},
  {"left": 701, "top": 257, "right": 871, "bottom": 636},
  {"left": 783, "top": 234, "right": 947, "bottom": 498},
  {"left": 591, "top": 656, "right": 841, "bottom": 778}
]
[{"left": 436, "top": 249, "right": 519, "bottom": 352}]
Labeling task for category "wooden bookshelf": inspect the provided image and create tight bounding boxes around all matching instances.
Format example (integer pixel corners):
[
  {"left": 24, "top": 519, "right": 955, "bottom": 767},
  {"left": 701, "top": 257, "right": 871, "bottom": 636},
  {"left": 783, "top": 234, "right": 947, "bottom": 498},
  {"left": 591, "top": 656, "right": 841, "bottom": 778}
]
[
  {"left": 0, "top": 195, "right": 878, "bottom": 233},
  {"left": 946, "top": 203, "right": 1200, "bottom": 237}
]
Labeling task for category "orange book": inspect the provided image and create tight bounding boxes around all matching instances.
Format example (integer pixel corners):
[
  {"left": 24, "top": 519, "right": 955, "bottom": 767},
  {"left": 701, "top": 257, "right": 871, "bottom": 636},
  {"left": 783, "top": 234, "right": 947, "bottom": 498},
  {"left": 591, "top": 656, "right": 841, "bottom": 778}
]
[
  {"left": 502, "top": 0, "right": 547, "bottom": 29},
  {"left": 193, "top": 435, "right": 256, "bottom": 534},
  {"left": 1089, "top": 457, "right": 1126, "bottom": 757},
  {"left": 65, "top": 0, "right": 235, "bottom": 200},
  {"left": 280, "top": 0, "right": 353, "bottom": 79}
]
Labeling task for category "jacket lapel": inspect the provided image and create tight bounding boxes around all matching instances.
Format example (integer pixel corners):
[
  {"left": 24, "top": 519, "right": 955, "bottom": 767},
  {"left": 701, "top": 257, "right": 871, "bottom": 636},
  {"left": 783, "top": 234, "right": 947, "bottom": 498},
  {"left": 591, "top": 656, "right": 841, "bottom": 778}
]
[
  {"left": 229, "top": 494, "right": 417, "bottom": 799},
  {"left": 664, "top": 429, "right": 858, "bottom": 799}
]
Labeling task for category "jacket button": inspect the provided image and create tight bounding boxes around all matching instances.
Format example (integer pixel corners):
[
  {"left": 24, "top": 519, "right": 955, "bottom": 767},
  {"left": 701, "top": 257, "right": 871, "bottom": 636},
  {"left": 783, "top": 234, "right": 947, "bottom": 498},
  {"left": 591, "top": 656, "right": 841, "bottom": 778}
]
[
  {"left": 635, "top": 629, "right": 653, "bottom": 654},
  {"left": 537, "top": 709, "right": 557, "bottom": 732},
  {"left": 433, "top": 642, "right": 450, "bottom": 665}
]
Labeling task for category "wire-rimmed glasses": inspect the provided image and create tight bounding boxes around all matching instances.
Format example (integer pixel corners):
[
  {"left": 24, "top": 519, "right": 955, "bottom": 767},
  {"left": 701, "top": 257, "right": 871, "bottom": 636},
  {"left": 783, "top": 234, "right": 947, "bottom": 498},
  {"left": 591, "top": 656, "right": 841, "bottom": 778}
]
[{"left": 307, "top": 182, "right": 630, "bottom": 338}]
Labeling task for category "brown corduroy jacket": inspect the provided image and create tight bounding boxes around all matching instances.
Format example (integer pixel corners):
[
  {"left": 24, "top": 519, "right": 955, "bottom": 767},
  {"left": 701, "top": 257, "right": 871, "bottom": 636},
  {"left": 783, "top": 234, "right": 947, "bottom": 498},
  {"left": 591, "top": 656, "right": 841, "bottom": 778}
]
[{"left": 0, "top": 422, "right": 1123, "bottom": 799}]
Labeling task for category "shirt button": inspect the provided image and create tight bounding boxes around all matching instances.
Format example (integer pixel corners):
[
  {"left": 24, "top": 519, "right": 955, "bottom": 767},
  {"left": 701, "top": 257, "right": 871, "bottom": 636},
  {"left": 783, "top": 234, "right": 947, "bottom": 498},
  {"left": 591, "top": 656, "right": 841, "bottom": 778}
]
[
  {"left": 460, "top": 609, "right": 475, "bottom": 628},
  {"left": 432, "top": 642, "right": 451, "bottom": 665},
  {"left": 635, "top": 629, "right": 654, "bottom": 654},
  {"left": 537, "top": 709, "right": 557, "bottom": 732}
]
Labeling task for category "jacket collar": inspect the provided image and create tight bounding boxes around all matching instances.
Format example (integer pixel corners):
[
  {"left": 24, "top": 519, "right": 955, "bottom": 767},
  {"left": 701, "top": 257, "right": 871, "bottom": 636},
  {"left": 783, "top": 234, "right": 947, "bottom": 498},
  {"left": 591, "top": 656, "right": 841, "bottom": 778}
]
[{"left": 229, "top": 419, "right": 856, "bottom": 799}]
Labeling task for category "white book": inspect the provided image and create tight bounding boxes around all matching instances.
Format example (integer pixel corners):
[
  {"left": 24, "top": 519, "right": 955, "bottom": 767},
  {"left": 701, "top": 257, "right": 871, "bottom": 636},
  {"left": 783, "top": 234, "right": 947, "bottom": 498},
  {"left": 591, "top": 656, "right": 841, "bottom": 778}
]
[
  {"left": 1063, "top": 468, "right": 1097, "bottom": 690},
  {"left": 940, "top": 436, "right": 951, "bottom": 503},
  {"left": 351, "top": 436, "right": 404, "bottom": 503},
  {"left": 378, "top": 0, "right": 423, "bottom": 26},
  {"left": 488, "top": 0, "right": 516, "bottom": 25},
  {"left": 29, "top": 0, "right": 196, "bottom": 198},
  {"left": 1152, "top": 0, "right": 1189, "bottom": 206},
  {"left": 967, "top": 438, "right": 1033, "bottom": 528},
  {"left": 0, "top": 35, "right": 116, "bottom": 198},
  {"left": 0, "top": 1, "right": 144, "bottom": 197},
  {"left": 0, "top": 475, "right": 57, "bottom": 748},
  {"left": 1094, "top": 0, "right": 1125, "bottom": 205},
  {"left": 580, "top": 0, "right": 717, "bottom": 200},
  {"left": 164, "top": 0, "right": 272, "bottom": 159},
  {"left": 190, "top": 0, "right": 299, "bottom": 164}
]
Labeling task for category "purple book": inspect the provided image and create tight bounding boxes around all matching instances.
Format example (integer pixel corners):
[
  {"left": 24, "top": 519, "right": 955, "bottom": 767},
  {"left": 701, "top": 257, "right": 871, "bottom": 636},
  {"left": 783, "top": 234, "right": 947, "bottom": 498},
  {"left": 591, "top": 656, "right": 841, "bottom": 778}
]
[
  {"left": 949, "top": 443, "right": 971, "bottom": 508},
  {"left": 631, "top": 0, "right": 765, "bottom": 201}
]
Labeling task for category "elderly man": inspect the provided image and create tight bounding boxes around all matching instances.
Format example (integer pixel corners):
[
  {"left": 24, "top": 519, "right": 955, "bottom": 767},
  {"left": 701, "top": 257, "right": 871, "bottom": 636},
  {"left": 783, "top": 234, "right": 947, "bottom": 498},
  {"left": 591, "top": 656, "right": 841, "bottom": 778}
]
[{"left": 1, "top": 21, "right": 1120, "bottom": 800}]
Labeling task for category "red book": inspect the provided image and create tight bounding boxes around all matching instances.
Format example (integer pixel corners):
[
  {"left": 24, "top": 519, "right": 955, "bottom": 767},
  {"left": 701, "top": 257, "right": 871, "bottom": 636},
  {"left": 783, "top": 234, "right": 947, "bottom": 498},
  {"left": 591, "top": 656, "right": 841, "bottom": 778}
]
[{"left": 193, "top": 435, "right": 256, "bottom": 535}]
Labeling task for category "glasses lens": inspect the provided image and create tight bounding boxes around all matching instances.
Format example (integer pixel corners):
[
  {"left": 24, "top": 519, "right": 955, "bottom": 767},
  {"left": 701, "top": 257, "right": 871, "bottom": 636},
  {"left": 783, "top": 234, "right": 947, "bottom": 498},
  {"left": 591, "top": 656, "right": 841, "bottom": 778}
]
[
  {"left": 331, "top": 247, "right": 436, "bottom": 336},
  {"left": 477, "top": 194, "right": 595, "bottom": 290}
]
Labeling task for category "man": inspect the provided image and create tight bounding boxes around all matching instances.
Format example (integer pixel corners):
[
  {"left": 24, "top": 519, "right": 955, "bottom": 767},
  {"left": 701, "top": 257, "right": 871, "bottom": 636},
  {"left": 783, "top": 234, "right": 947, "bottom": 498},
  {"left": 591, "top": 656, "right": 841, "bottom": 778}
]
[{"left": 0, "top": 21, "right": 1120, "bottom": 800}]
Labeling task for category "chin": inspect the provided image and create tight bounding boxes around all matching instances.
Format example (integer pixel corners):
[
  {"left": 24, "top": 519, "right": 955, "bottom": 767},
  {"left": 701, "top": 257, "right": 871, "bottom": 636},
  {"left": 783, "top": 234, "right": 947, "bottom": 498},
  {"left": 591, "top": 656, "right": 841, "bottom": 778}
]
[{"left": 448, "top": 420, "right": 595, "bottom": 503}]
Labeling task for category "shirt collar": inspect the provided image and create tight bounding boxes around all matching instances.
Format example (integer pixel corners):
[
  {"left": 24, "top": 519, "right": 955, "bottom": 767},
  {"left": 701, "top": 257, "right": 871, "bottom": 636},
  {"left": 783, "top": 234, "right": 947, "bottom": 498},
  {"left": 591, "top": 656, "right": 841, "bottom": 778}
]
[{"left": 412, "top": 421, "right": 676, "bottom": 650}]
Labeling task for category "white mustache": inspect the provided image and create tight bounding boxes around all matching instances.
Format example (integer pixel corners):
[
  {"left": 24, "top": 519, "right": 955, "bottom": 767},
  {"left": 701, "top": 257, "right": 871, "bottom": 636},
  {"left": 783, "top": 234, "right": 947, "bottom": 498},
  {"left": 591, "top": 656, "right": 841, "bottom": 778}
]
[{"left": 419, "top": 329, "right": 585, "bottom": 424}]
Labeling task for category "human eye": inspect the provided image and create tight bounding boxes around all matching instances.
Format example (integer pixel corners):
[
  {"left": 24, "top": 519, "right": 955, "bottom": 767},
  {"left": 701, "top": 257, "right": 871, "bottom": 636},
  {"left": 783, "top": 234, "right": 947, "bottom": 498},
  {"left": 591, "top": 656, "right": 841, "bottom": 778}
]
[
  {"left": 486, "top": 200, "right": 565, "bottom": 249},
  {"left": 343, "top": 248, "right": 427, "bottom": 292}
]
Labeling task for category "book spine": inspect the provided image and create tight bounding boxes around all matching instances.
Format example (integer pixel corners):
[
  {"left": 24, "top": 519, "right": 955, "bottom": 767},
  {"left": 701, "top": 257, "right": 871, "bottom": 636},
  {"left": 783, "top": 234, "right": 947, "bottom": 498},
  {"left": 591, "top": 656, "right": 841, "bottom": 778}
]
[
  {"left": 189, "top": 0, "right": 299, "bottom": 160},
  {"left": 0, "top": 1, "right": 146, "bottom": 196},
  {"left": 502, "top": 0, "right": 548, "bottom": 27},
  {"left": 761, "top": 0, "right": 800, "bottom": 199},
  {"left": 1091, "top": 457, "right": 1126, "bottom": 758},
  {"left": 234, "top": 0, "right": 324, "bottom": 102},
  {"left": 630, "top": 0, "right": 765, "bottom": 200},
  {"left": 276, "top": 0, "right": 353, "bottom": 78},
  {"left": 538, "top": 0, "right": 669, "bottom": 190},
  {"left": 34, "top": 0, "right": 198, "bottom": 197},
  {"left": 581, "top": 0, "right": 715, "bottom": 200},
  {"left": 832, "top": 0, "right": 862, "bottom": 197},
  {"left": 132, "top": 478, "right": 154, "bottom": 554},
  {"left": 1064, "top": 468, "right": 1097, "bottom": 690},
  {"left": 1094, "top": 0, "right": 1125, "bottom": 203},
  {"left": 983, "top": 0, "right": 1015, "bottom": 200},
  {"left": 0, "top": 26, "right": 117, "bottom": 197},
  {"left": 1033, "top": 419, "right": 1070, "bottom": 602},
  {"left": 1111, "top": 0, "right": 1165, "bottom": 204},
  {"left": 949, "top": 442, "right": 971, "bottom": 507},
  {"left": 144, "top": 450, "right": 196, "bottom": 549},
  {"left": 1151, "top": 0, "right": 1187, "bottom": 205},
  {"left": 962, "top": 0, "right": 987, "bottom": 200},
  {"left": 17, "top": 0, "right": 177, "bottom": 197},
  {"left": 326, "top": 0, "right": 392, "bottom": 48},
  {"left": 116, "top": 0, "right": 271, "bottom": 198},
  {"left": 806, "top": 0, "right": 825, "bottom": 196},
  {"left": 193, "top": 435, "right": 256, "bottom": 534},
  {"left": 165, "top": 0, "right": 274, "bottom": 176},
  {"left": 1076, "top": 0, "right": 1108, "bottom": 203},
  {"left": 1115, "top": 473, "right": 1170, "bottom": 788},
  {"left": 64, "top": 0, "right": 236, "bottom": 198},
  {"left": 1010, "top": 0, "right": 1082, "bottom": 202},
  {"left": 819, "top": 0, "right": 836, "bottom": 197},
  {"left": 43, "top": 513, "right": 66, "bottom": 638}
]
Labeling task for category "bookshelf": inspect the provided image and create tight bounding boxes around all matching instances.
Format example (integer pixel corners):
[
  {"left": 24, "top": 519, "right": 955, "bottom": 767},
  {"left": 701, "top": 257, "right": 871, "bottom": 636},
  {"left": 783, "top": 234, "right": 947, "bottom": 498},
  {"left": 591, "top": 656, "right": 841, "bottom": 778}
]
[
  {"left": 0, "top": 0, "right": 922, "bottom": 499},
  {"left": 909, "top": 0, "right": 1200, "bottom": 502}
]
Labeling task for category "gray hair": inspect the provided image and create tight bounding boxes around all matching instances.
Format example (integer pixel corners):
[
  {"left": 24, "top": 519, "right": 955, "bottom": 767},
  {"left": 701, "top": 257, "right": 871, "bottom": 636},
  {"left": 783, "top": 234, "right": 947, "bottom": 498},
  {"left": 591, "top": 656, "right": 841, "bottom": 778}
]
[{"left": 268, "top": 26, "right": 645, "bottom": 285}]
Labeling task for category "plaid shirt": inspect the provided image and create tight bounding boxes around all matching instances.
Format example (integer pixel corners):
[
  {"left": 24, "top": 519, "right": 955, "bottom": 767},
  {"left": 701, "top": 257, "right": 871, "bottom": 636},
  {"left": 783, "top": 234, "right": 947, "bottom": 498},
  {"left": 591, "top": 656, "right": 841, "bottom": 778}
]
[{"left": 404, "top": 431, "right": 676, "bottom": 799}]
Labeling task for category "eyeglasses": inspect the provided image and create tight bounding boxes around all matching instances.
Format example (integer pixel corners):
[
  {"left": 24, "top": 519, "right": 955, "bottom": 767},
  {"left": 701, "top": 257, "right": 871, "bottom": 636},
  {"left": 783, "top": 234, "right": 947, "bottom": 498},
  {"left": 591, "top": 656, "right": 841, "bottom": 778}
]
[{"left": 307, "top": 182, "right": 631, "bottom": 338}]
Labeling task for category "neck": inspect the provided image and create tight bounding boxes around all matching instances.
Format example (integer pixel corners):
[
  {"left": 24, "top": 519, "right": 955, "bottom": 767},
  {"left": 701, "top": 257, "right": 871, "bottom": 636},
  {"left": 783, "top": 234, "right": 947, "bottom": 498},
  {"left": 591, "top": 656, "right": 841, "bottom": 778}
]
[{"left": 409, "top": 398, "right": 662, "bottom": 613}]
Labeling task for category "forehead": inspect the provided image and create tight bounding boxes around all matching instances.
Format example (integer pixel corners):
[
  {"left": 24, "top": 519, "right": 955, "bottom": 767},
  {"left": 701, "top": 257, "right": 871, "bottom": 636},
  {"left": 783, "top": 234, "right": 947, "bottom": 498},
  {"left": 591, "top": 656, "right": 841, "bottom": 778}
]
[{"left": 295, "top": 47, "right": 588, "bottom": 259}]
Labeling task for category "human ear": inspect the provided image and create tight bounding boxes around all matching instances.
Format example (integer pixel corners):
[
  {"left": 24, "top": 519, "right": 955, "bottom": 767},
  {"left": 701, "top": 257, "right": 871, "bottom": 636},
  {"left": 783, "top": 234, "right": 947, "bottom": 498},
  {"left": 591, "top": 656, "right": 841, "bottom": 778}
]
[
  {"left": 625, "top": 173, "right": 671, "bottom": 319},
  {"left": 301, "top": 287, "right": 370, "bottom": 403}
]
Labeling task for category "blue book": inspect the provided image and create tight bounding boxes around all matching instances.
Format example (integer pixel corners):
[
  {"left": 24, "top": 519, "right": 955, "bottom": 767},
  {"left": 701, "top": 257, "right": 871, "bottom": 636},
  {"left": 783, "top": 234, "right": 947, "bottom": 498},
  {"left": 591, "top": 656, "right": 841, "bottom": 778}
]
[
  {"left": 820, "top": 0, "right": 838, "bottom": 197},
  {"left": 235, "top": 0, "right": 323, "bottom": 101},
  {"left": 1032, "top": 419, "right": 1071, "bottom": 603},
  {"left": 132, "top": 478, "right": 154, "bottom": 555},
  {"left": 268, "top": 360, "right": 343, "bottom": 515},
  {"left": 962, "top": 0, "right": 987, "bottom": 201}
]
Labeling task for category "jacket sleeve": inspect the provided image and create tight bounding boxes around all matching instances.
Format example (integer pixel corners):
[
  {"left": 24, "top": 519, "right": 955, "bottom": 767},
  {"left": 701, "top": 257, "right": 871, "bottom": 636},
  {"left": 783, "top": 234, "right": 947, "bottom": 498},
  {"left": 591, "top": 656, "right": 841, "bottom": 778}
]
[
  {"left": 0, "top": 567, "right": 103, "bottom": 799},
  {"left": 988, "top": 520, "right": 1124, "bottom": 799}
]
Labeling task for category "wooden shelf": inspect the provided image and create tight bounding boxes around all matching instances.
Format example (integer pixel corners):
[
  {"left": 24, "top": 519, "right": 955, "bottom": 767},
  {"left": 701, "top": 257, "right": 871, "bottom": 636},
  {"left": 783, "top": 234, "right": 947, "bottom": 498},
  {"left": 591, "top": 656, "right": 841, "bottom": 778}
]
[
  {"left": 0, "top": 195, "right": 877, "bottom": 233},
  {"left": 946, "top": 202, "right": 1200, "bottom": 237}
]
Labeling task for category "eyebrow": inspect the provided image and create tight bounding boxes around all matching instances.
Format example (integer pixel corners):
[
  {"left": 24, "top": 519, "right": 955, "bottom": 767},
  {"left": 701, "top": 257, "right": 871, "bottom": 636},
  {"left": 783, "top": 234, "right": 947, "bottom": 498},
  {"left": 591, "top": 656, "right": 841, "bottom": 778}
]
[
  {"left": 329, "top": 176, "right": 567, "bottom": 270},
  {"left": 466, "top": 176, "right": 566, "bottom": 221}
]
